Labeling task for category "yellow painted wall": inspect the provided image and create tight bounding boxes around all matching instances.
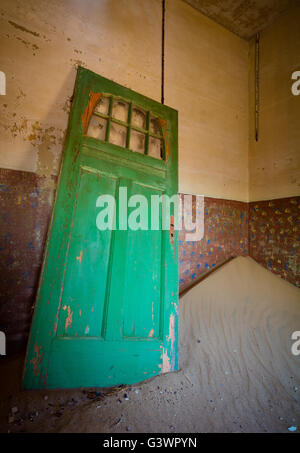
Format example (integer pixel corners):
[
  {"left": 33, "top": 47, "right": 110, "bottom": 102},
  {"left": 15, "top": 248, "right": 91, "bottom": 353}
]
[
  {"left": 0, "top": 0, "right": 162, "bottom": 178},
  {"left": 249, "top": 5, "right": 300, "bottom": 201},
  {"left": 0, "top": 0, "right": 249, "bottom": 201},
  {"left": 166, "top": 0, "right": 249, "bottom": 201}
]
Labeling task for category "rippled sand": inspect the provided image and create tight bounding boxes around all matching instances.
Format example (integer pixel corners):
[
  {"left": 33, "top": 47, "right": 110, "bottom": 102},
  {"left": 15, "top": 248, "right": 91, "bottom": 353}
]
[{"left": 1, "top": 257, "right": 299, "bottom": 432}]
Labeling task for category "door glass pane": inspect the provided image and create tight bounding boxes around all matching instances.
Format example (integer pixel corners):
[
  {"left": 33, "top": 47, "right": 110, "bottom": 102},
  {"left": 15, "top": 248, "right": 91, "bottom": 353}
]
[
  {"left": 94, "top": 96, "right": 110, "bottom": 115},
  {"left": 130, "top": 130, "right": 145, "bottom": 154},
  {"left": 150, "top": 116, "right": 161, "bottom": 136},
  {"left": 87, "top": 115, "right": 107, "bottom": 140},
  {"left": 112, "top": 99, "right": 129, "bottom": 122},
  {"left": 149, "top": 137, "right": 163, "bottom": 159},
  {"left": 132, "top": 106, "right": 146, "bottom": 129},
  {"left": 109, "top": 122, "right": 127, "bottom": 147}
]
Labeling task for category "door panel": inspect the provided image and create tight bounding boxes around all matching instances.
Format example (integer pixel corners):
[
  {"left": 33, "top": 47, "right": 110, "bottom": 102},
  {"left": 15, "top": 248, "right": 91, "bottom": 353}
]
[
  {"left": 46, "top": 338, "right": 162, "bottom": 388},
  {"left": 56, "top": 167, "right": 117, "bottom": 338},
  {"left": 122, "top": 184, "right": 164, "bottom": 340},
  {"left": 23, "top": 67, "right": 178, "bottom": 389}
]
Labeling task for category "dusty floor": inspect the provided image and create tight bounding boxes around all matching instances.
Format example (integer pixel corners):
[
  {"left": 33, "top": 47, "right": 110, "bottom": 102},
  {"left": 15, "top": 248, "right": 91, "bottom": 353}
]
[{"left": 0, "top": 257, "right": 299, "bottom": 433}]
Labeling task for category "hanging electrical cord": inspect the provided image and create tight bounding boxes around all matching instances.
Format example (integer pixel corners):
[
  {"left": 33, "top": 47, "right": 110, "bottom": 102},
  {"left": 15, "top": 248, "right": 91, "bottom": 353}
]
[
  {"left": 255, "top": 32, "right": 260, "bottom": 141},
  {"left": 161, "top": 0, "right": 165, "bottom": 104}
]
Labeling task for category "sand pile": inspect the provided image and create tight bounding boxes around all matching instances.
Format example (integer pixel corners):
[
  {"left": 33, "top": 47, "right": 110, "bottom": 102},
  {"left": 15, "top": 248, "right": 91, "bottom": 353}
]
[{"left": 1, "top": 257, "right": 299, "bottom": 432}]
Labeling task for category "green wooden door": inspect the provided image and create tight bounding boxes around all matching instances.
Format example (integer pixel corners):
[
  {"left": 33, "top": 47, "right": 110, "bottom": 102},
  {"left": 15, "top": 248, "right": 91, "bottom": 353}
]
[{"left": 23, "top": 67, "right": 178, "bottom": 389}]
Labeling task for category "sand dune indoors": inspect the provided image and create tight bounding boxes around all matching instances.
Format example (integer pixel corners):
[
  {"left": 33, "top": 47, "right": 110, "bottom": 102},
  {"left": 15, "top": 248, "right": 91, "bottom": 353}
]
[{"left": 1, "top": 257, "right": 299, "bottom": 433}]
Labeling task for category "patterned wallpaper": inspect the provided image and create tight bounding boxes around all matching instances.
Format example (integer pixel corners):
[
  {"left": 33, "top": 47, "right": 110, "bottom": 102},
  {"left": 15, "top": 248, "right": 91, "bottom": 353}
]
[
  {"left": 249, "top": 197, "right": 300, "bottom": 288},
  {"left": 179, "top": 195, "right": 249, "bottom": 291},
  {"left": 179, "top": 194, "right": 300, "bottom": 292},
  {"left": 0, "top": 169, "right": 52, "bottom": 353}
]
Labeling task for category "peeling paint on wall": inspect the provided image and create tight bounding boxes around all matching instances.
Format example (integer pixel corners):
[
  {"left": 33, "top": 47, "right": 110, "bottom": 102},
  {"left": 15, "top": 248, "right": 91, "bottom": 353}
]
[{"left": 8, "top": 20, "right": 41, "bottom": 38}]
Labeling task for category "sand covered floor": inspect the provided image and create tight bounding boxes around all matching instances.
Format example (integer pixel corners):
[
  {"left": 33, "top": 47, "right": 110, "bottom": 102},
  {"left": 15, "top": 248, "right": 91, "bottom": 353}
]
[{"left": 1, "top": 257, "right": 299, "bottom": 433}]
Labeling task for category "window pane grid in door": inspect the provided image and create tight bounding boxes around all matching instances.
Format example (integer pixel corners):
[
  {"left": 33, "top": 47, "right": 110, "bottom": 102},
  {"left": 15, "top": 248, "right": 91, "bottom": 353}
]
[
  {"left": 105, "top": 95, "right": 114, "bottom": 143},
  {"left": 87, "top": 94, "right": 165, "bottom": 160}
]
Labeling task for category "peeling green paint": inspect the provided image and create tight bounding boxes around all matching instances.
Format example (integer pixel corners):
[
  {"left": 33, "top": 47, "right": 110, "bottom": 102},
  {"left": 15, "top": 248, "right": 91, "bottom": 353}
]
[{"left": 22, "top": 67, "right": 178, "bottom": 389}]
